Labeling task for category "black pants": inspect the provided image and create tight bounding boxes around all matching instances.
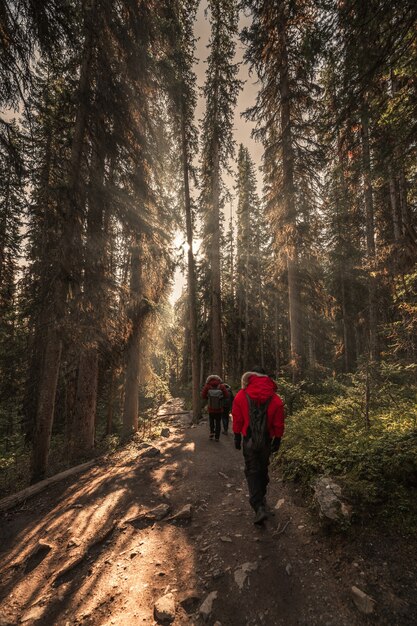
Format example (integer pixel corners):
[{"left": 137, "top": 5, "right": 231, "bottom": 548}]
[
  {"left": 209, "top": 413, "right": 222, "bottom": 439},
  {"left": 243, "top": 437, "right": 271, "bottom": 511}
]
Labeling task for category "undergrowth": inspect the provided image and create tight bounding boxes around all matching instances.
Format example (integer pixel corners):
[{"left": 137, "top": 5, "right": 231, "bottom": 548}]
[{"left": 276, "top": 370, "right": 417, "bottom": 531}]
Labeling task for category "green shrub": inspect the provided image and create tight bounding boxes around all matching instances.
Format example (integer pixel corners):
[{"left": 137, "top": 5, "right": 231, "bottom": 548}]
[{"left": 277, "top": 378, "right": 417, "bottom": 528}]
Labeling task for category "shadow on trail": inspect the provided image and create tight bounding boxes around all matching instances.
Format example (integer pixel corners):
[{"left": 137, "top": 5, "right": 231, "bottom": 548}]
[{"left": 0, "top": 435, "right": 200, "bottom": 625}]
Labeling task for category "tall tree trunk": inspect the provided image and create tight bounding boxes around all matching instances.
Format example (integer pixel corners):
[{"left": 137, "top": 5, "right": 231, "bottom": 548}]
[
  {"left": 258, "top": 277, "right": 265, "bottom": 369},
  {"left": 243, "top": 245, "right": 249, "bottom": 370},
  {"left": 72, "top": 124, "right": 105, "bottom": 458},
  {"left": 181, "top": 111, "right": 201, "bottom": 423},
  {"left": 388, "top": 164, "right": 400, "bottom": 242},
  {"left": 31, "top": 318, "right": 62, "bottom": 482},
  {"left": 361, "top": 107, "right": 379, "bottom": 362},
  {"left": 31, "top": 0, "right": 96, "bottom": 481},
  {"left": 210, "top": 137, "right": 223, "bottom": 376},
  {"left": 0, "top": 164, "right": 11, "bottom": 288},
  {"left": 307, "top": 312, "right": 316, "bottom": 380},
  {"left": 73, "top": 348, "right": 98, "bottom": 456},
  {"left": 274, "top": 299, "right": 280, "bottom": 379},
  {"left": 279, "top": 16, "right": 303, "bottom": 382},
  {"left": 237, "top": 286, "right": 243, "bottom": 378},
  {"left": 122, "top": 236, "right": 149, "bottom": 440},
  {"left": 106, "top": 369, "right": 115, "bottom": 436}
]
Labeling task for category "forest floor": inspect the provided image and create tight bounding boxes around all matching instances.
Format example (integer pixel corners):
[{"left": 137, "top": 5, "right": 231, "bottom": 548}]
[{"left": 0, "top": 398, "right": 416, "bottom": 626}]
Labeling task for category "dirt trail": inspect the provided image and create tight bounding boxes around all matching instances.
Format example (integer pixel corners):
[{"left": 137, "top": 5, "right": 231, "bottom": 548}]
[{"left": 0, "top": 399, "right": 416, "bottom": 626}]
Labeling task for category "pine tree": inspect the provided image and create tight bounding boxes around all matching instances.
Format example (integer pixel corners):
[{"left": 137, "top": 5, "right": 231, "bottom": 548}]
[
  {"left": 200, "top": 0, "right": 241, "bottom": 378},
  {"left": 164, "top": 0, "right": 201, "bottom": 422},
  {"left": 243, "top": 0, "right": 322, "bottom": 380}
]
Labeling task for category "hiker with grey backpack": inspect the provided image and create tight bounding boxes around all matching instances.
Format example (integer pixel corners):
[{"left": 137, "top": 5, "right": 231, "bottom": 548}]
[
  {"left": 201, "top": 375, "right": 229, "bottom": 442},
  {"left": 232, "top": 366, "right": 285, "bottom": 524}
]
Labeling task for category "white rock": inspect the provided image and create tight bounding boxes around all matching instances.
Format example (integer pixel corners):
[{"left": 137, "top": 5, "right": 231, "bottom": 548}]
[
  {"left": 234, "top": 562, "right": 258, "bottom": 590},
  {"left": 199, "top": 591, "right": 218, "bottom": 621},
  {"left": 20, "top": 606, "right": 44, "bottom": 623},
  {"left": 220, "top": 536, "right": 232, "bottom": 543},
  {"left": 274, "top": 498, "right": 285, "bottom": 510},
  {"left": 154, "top": 592, "right": 176, "bottom": 623},
  {"left": 286, "top": 563, "right": 292, "bottom": 576},
  {"left": 351, "top": 586, "right": 376, "bottom": 614}
]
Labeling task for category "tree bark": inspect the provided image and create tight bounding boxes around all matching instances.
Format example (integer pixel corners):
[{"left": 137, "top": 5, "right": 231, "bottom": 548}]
[
  {"left": 106, "top": 369, "right": 115, "bottom": 436},
  {"left": 122, "top": 236, "right": 149, "bottom": 440},
  {"left": 31, "top": 318, "right": 62, "bottom": 482},
  {"left": 181, "top": 110, "right": 201, "bottom": 423},
  {"left": 274, "top": 299, "right": 280, "bottom": 378},
  {"left": 73, "top": 347, "right": 98, "bottom": 456},
  {"left": 388, "top": 164, "right": 400, "bottom": 241},
  {"left": 72, "top": 120, "right": 106, "bottom": 458}
]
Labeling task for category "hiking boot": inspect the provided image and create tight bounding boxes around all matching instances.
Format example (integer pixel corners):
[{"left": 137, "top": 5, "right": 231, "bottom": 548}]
[
  {"left": 214, "top": 436, "right": 220, "bottom": 442},
  {"left": 209, "top": 433, "right": 214, "bottom": 440},
  {"left": 254, "top": 505, "right": 268, "bottom": 525}
]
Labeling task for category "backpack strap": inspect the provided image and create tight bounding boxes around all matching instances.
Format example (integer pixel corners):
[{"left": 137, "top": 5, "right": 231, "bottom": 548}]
[{"left": 245, "top": 394, "right": 272, "bottom": 410}]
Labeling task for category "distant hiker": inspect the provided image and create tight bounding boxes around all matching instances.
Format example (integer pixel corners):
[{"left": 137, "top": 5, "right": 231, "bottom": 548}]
[
  {"left": 232, "top": 366, "right": 285, "bottom": 525},
  {"left": 202, "top": 375, "right": 229, "bottom": 442},
  {"left": 221, "top": 383, "right": 234, "bottom": 435}
]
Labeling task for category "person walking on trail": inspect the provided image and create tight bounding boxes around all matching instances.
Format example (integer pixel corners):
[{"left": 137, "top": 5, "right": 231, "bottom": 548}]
[
  {"left": 202, "top": 375, "right": 229, "bottom": 442},
  {"left": 221, "top": 383, "right": 234, "bottom": 435},
  {"left": 232, "top": 366, "right": 285, "bottom": 525}
]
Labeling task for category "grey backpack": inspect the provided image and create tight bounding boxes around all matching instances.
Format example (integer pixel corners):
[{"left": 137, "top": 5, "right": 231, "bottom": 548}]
[{"left": 208, "top": 388, "right": 224, "bottom": 411}]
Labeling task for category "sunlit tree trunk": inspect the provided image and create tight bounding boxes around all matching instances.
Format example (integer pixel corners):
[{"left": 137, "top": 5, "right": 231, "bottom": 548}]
[
  {"left": 181, "top": 110, "right": 201, "bottom": 422},
  {"left": 122, "top": 236, "right": 142, "bottom": 439},
  {"left": 210, "top": 137, "right": 223, "bottom": 376}
]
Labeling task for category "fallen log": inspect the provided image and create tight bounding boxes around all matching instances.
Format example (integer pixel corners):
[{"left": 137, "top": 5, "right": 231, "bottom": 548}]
[{"left": 0, "top": 460, "right": 96, "bottom": 512}]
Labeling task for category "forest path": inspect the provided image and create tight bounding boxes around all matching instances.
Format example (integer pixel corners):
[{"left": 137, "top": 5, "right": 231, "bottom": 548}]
[{"left": 0, "top": 399, "right": 414, "bottom": 626}]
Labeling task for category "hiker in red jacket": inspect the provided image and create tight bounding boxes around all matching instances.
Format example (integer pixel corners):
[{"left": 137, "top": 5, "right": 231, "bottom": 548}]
[
  {"left": 232, "top": 366, "right": 285, "bottom": 525},
  {"left": 202, "top": 375, "right": 229, "bottom": 442}
]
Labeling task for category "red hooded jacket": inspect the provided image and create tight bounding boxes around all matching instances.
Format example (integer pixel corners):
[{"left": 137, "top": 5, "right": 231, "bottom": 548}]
[
  {"left": 202, "top": 375, "right": 229, "bottom": 414},
  {"left": 232, "top": 372, "right": 285, "bottom": 438}
]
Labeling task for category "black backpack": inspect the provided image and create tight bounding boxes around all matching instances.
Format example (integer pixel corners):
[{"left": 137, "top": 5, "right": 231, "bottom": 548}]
[
  {"left": 246, "top": 394, "right": 271, "bottom": 450},
  {"left": 207, "top": 387, "right": 224, "bottom": 411}
]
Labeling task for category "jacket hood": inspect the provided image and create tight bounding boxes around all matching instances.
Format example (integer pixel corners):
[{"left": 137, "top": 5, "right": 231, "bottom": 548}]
[
  {"left": 206, "top": 374, "right": 222, "bottom": 385},
  {"left": 241, "top": 371, "right": 277, "bottom": 402}
]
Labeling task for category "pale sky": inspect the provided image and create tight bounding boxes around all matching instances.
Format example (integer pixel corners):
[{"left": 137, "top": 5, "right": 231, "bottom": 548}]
[{"left": 169, "top": 1, "right": 261, "bottom": 304}]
